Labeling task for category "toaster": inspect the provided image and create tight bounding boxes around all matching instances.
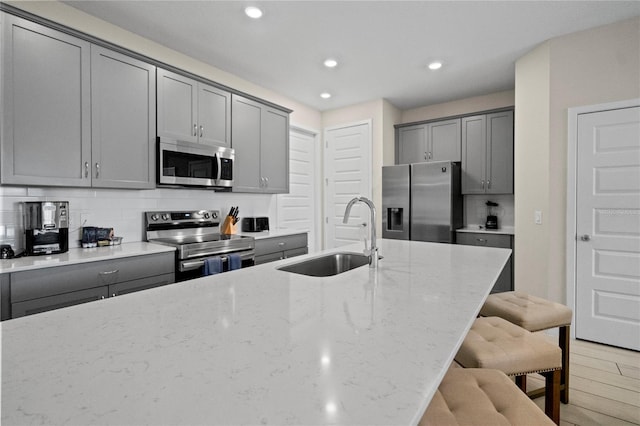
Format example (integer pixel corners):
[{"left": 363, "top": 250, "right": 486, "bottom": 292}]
[{"left": 241, "top": 217, "right": 269, "bottom": 232}]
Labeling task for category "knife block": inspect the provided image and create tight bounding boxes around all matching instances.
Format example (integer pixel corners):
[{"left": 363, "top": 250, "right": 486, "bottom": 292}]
[{"left": 221, "top": 215, "right": 237, "bottom": 235}]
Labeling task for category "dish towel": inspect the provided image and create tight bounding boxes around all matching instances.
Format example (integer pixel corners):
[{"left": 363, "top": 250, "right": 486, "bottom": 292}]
[
  {"left": 228, "top": 254, "right": 242, "bottom": 271},
  {"left": 203, "top": 257, "right": 223, "bottom": 276}
]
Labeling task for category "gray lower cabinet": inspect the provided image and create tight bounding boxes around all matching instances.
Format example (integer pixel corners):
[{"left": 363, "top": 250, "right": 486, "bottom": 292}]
[
  {"left": 456, "top": 232, "right": 513, "bottom": 293},
  {"left": 461, "top": 110, "right": 514, "bottom": 194},
  {"left": 232, "top": 94, "right": 289, "bottom": 193},
  {"left": 9, "top": 252, "right": 175, "bottom": 319},
  {"left": 157, "top": 68, "right": 231, "bottom": 148},
  {"left": 254, "top": 233, "right": 308, "bottom": 265},
  {"left": 1, "top": 274, "right": 10, "bottom": 321},
  {"left": 397, "top": 118, "right": 461, "bottom": 165},
  {"left": 1, "top": 13, "right": 157, "bottom": 189},
  {"left": 1, "top": 13, "right": 91, "bottom": 187}
]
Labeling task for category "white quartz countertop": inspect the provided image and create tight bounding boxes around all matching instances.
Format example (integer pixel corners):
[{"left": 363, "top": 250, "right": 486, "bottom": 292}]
[
  {"left": 0, "top": 242, "right": 176, "bottom": 273},
  {"left": 457, "top": 225, "right": 515, "bottom": 235},
  {"left": 1, "top": 239, "right": 511, "bottom": 425},
  {"left": 236, "top": 229, "right": 307, "bottom": 240}
]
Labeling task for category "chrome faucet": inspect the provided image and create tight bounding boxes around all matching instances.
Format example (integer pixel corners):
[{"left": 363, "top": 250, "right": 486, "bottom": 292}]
[{"left": 343, "top": 196, "right": 379, "bottom": 268}]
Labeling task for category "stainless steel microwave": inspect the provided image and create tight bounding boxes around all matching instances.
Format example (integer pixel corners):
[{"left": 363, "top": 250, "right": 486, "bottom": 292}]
[{"left": 157, "top": 137, "right": 233, "bottom": 189}]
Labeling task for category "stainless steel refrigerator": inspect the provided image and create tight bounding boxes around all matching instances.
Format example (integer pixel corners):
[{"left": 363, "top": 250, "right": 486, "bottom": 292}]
[{"left": 382, "top": 161, "right": 463, "bottom": 243}]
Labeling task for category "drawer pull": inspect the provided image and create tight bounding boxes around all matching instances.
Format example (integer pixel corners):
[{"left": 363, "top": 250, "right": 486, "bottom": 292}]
[
  {"left": 278, "top": 242, "right": 286, "bottom": 247},
  {"left": 476, "top": 238, "right": 487, "bottom": 245},
  {"left": 99, "top": 269, "right": 119, "bottom": 275}
]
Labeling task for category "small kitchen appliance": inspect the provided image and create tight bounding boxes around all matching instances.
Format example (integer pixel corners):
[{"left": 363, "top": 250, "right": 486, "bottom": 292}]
[
  {"left": 23, "top": 201, "right": 69, "bottom": 255},
  {"left": 145, "top": 209, "right": 255, "bottom": 281},
  {"left": 485, "top": 201, "right": 499, "bottom": 230},
  {"left": 241, "top": 217, "right": 269, "bottom": 232}
]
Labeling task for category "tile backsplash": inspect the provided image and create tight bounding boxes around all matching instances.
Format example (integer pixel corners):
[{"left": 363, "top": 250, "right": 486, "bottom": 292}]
[
  {"left": 463, "top": 194, "right": 514, "bottom": 229},
  {"left": 0, "top": 186, "right": 277, "bottom": 252}
]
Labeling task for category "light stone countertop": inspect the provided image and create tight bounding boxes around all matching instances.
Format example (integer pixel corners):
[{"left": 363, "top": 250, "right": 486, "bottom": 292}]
[
  {"left": 236, "top": 229, "right": 307, "bottom": 240},
  {"left": 1, "top": 239, "right": 511, "bottom": 425},
  {"left": 0, "top": 242, "right": 176, "bottom": 274},
  {"left": 457, "top": 225, "right": 515, "bottom": 235}
]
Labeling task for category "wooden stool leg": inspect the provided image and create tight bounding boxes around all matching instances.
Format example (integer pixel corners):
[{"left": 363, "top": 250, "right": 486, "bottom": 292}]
[
  {"left": 515, "top": 374, "right": 527, "bottom": 392},
  {"left": 559, "top": 325, "right": 570, "bottom": 404},
  {"left": 543, "top": 369, "right": 560, "bottom": 425}
]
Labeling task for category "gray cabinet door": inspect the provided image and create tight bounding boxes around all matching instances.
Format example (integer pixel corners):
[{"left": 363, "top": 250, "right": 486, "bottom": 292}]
[
  {"left": 157, "top": 68, "right": 198, "bottom": 143},
  {"left": 12, "top": 286, "right": 108, "bottom": 318},
  {"left": 456, "top": 232, "right": 513, "bottom": 293},
  {"left": 486, "top": 111, "right": 514, "bottom": 194},
  {"left": 398, "top": 125, "right": 426, "bottom": 164},
  {"left": 231, "top": 95, "right": 262, "bottom": 191},
  {"left": 1, "top": 14, "right": 91, "bottom": 186},
  {"left": 429, "top": 118, "right": 461, "bottom": 162},
  {"left": 461, "top": 115, "right": 487, "bottom": 194},
  {"left": 198, "top": 84, "right": 231, "bottom": 148},
  {"left": 261, "top": 106, "right": 289, "bottom": 193},
  {"left": 91, "top": 46, "right": 156, "bottom": 189}
]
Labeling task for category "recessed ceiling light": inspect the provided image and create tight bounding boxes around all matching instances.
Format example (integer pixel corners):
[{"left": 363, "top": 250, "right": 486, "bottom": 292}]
[
  {"left": 324, "top": 58, "right": 338, "bottom": 68},
  {"left": 245, "top": 6, "right": 263, "bottom": 19},
  {"left": 320, "top": 92, "right": 332, "bottom": 99},
  {"left": 428, "top": 61, "right": 443, "bottom": 70}
]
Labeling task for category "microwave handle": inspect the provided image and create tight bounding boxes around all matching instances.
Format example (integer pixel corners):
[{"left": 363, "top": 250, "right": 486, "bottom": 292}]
[{"left": 216, "top": 153, "right": 222, "bottom": 181}]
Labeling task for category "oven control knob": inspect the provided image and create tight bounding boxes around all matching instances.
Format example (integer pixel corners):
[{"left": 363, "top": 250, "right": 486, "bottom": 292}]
[
  {"left": 162, "top": 213, "right": 170, "bottom": 221},
  {"left": 203, "top": 212, "right": 210, "bottom": 219},
  {"left": 212, "top": 211, "right": 218, "bottom": 219},
  {"left": 150, "top": 214, "right": 159, "bottom": 221}
]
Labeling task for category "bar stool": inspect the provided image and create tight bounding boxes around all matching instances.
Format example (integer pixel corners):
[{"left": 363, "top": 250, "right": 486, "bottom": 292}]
[
  {"left": 480, "top": 291, "right": 572, "bottom": 403},
  {"left": 455, "top": 317, "right": 562, "bottom": 424},
  {"left": 419, "top": 368, "right": 555, "bottom": 426}
]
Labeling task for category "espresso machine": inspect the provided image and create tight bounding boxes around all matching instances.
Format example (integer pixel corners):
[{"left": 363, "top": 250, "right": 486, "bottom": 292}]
[{"left": 23, "top": 201, "right": 69, "bottom": 255}]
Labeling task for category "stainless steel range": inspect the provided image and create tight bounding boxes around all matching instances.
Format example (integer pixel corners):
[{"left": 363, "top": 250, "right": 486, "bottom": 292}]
[{"left": 145, "top": 210, "right": 255, "bottom": 281}]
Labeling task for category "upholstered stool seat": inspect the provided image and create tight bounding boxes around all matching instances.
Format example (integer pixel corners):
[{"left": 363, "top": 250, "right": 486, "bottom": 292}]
[
  {"left": 455, "top": 316, "right": 562, "bottom": 424},
  {"left": 419, "top": 368, "right": 554, "bottom": 426},
  {"left": 481, "top": 291, "right": 572, "bottom": 402}
]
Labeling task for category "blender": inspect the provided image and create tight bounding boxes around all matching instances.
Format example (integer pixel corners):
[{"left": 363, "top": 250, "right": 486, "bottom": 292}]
[{"left": 485, "top": 201, "right": 499, "bottom": 230}]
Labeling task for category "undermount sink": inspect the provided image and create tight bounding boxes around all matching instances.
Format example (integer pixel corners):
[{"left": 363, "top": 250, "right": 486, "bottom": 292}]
[{"left": 278, "top": 252, "right": 371, "bottom": 277}]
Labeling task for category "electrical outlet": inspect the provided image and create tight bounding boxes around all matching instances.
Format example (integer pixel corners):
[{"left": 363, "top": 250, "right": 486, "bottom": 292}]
[{"left": 534, "top": 210, "right": 543, "bottom": 225}]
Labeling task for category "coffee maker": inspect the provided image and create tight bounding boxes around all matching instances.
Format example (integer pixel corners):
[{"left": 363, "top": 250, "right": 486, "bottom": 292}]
[{"left": 23, "top": 201, "right": 69, "bottom": 255}]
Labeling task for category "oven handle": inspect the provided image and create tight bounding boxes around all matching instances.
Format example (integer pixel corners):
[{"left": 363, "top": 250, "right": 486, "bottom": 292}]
[{"left": 180, "top": 250, "right": 255, "bottom": 271}]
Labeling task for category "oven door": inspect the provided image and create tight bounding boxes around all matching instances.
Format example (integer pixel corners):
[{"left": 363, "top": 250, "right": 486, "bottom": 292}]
[
  {"left": 158, "top": 137, "right": 219, "bottom": 187},
  {"left": 177, "top": 249, "right": 255, "bottom": 281}
]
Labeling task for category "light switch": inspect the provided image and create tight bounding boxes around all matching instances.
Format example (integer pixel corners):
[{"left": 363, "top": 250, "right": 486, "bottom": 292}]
[{"left": 534, "top": 210, "right": 543, "bottom": 225}]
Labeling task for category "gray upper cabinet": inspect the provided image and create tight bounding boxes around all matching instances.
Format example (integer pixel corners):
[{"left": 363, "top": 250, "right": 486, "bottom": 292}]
[
  {"left": 157, "top": 68, "right": 231, "bottom": 148},
  {"left": 397, "top": 118, "right": 461, "bottom": 164},
  {"left": 91, "top": 46, "right": 156, "bottom": 189},
  {"left": 232, "top": 94, "right": 289, "bottom": 193},
  {"left": 1, "top": 14, "right": 156, "bottom": 189},
  {"left": 461, "top": 110, "right": 514, "bottom": 194},
  {"left": 1, "top": 14, "right": 91, "bottom": 187}
]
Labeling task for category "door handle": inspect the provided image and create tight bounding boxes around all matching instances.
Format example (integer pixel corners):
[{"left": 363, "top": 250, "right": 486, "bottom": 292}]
[{"left": 580, "top": 234, "right": 591, "bottom": 241}]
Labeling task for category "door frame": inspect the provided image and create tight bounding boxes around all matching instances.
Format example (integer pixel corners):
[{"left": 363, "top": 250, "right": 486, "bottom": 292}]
[
  {"left": 565, "top": 98, "right": 640, "bottom": 339},
  {"left": 323, "top": 119, "right": 373, "bottom": 249}
]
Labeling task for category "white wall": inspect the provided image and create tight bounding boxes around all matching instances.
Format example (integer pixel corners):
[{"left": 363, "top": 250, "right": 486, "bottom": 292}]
[{"left": 514, "top": 17, "right": 640, "bottom": 302}]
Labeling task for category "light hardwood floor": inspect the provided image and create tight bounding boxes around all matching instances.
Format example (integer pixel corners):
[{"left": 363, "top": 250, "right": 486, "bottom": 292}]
[{"left": 529, "top": 338, "right": 640, "bottom": 426}]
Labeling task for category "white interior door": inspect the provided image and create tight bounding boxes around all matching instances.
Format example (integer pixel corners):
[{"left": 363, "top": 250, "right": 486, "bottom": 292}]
[
  {"left": 277, "top": 126, "right": 319, "bottom": 253},
  {"left": 576, "top": 106, "right": 640, "bottom": 351},
  {"left": 324, "top": 121, "right": 371, "bottom": 249}
]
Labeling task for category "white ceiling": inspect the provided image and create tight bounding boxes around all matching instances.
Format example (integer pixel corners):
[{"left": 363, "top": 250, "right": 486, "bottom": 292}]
[{"left": 64, "top": 1, "right": 640, "bottom": 112}]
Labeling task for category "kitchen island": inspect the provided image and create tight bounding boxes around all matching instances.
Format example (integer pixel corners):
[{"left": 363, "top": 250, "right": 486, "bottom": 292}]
[{"left": 1, "top": 239, "right": 510, "bottom": 425}]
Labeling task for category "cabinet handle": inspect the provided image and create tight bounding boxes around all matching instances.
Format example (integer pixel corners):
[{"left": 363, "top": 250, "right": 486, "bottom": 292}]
[
  {"left": 95, "top": 163, "right": 100, "bottom": 178},
  {"left": 100, "top": 295, "right": 106, "bottom": 300},
  {"left": 487, "top": 180, "right": 491, "bottom": 189},
  {"left": 424, "top": 152, "right": 428, "bottom": 160},
  {"left": 278, "top": 242, "right": 286, "bottom": 247},
  {"left": 193, "top": 123, "right": 197, "bottom": 137},
  {"left": 264, "top": 177, "right": 269, "bottom": 187},
  {"left": 84, "top": 162, "right": 89, "bottom": 178},
  {"left": 481, "top": 180, "right": 485, "bottom": 189},
  {"left": 475, "top": 238, "right": 487, "bottom": 245},
  {"left": 111, "top": 293, "right": 116, "bottom": 297},
  {"left": 428, "top": 151, "right": 432, "bottom": 160},
  {"left": 99, "top": 269, "right": 119, "bottom": 275},
  {"left": 200, "top": 125, "right": 204, "bottom": 138}
]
